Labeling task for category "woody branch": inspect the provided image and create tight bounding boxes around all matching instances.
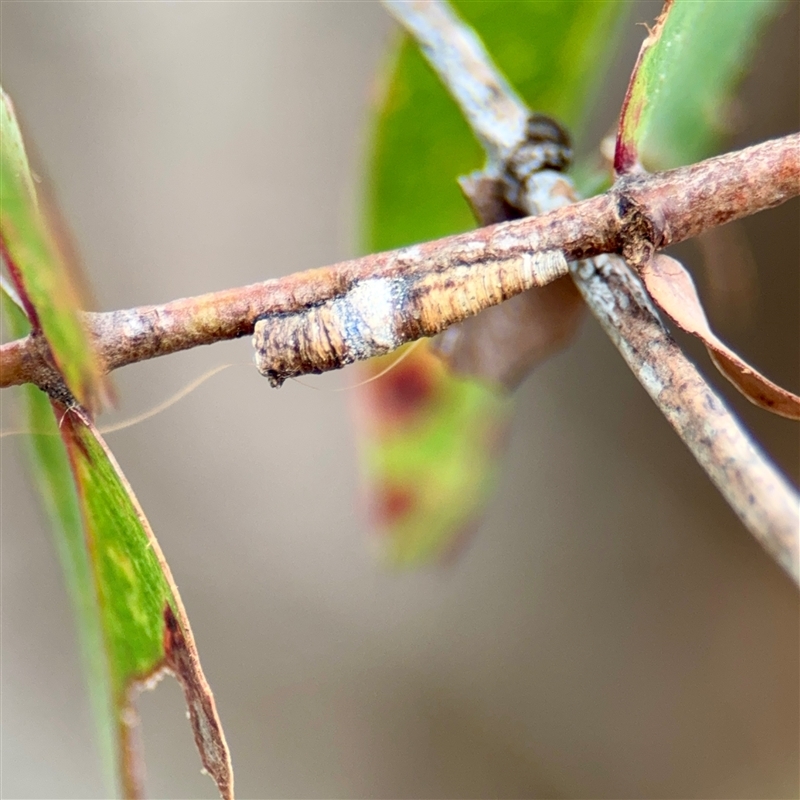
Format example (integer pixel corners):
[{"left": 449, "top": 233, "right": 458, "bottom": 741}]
[{"left": 0, "top": 133, "right": 796, "bottom": 388}]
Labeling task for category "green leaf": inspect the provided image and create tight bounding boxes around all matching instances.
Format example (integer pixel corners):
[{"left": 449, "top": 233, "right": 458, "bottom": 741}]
[
  {"left": 355, "top": 345, "right": 512, "bottom": 566},
  {"left": 56, "top": 411, "right": 233, "bottom": 799},
  {"left": 2, "top": 289, "right": 232, "bottom": 798},
  {"left": 616, "top": 0, "right": 784, "bottom": 172},
  {"left": 0, "top": 88, "right": 108, "bottom": 412},
  {"left": 358, "top": 0, "right": 630, "bottom": 566},
  {"left": 366, "top": 0, "right": 630, "bottom": 253}
]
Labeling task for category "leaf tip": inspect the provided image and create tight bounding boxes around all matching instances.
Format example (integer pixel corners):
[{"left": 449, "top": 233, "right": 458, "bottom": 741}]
[
  {"left": 162, "top": 604, "right": 234, "bottom": 800},
  {"left": 614, "top": 0, "right": 674, "bottom": 175}
]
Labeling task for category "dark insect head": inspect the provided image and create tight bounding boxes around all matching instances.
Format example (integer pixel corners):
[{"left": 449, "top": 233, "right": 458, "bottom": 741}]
[
  {"left": 507, "top": 112, "right": 573, "bottom": 184},
  {"left": 525, "top": 113, "right": 571, "bottom": 151}
]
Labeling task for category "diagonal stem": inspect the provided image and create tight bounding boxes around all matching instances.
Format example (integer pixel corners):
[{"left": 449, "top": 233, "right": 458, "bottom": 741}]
[{"left": 383, "top": 0, "right": 800, "bottom": 584}]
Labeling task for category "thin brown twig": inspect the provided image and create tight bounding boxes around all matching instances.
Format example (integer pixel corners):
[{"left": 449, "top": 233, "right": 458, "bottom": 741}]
[{"left": 1, "top": 133, "right": 796, "bottom": 386}]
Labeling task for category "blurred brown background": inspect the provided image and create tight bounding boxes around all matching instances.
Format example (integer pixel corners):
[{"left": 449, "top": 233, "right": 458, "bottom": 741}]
[{"left": 1, "top": 2, "right": 797, "bottom": 798}]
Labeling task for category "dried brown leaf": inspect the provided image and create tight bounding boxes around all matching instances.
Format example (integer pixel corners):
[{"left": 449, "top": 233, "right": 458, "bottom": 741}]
[
  {"left": 641, "top": 254, "right": 800, "bottom": 419},
  {"left": 163, "top": 605, "right": 234, "bottom": 800}
]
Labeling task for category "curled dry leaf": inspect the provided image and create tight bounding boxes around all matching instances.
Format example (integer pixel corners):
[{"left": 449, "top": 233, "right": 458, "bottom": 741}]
[
  {"left": 641, "top": 254, "right": 800, "bottom": 419},
  {"left": 162, "top": 605, "right": 234, "bottom": 800}
]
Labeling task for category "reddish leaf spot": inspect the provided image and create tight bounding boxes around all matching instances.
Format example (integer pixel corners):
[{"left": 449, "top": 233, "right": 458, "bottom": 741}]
[
  {"left": 370, "top": 484, "right": 416, "bottom": 528},
  {"left": 367, "top": 354, "right": 439, "bottom": 426}
]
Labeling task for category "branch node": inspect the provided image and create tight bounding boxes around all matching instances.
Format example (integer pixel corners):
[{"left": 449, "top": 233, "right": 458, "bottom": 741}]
[
  {"left": 614, "top": 186, "right": 665, "bottom": 268},
  {"left": 25, "top": 332, "right": 79, "bottom": 407}
]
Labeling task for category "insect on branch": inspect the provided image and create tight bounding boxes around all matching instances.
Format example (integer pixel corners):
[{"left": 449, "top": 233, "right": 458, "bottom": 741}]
[{"left": 1, "top": 133, "right": 796, "bottom": 387}]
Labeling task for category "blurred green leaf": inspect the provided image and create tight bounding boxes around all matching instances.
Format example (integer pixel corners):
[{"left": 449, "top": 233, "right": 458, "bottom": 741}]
[
  {"left": 616, "top": 0, "right": 784, "bottom": 172},
  {"left": 366, "top": 0, "right": 630, "bottom": 252},
  {"left": 0, "top": 88, "right": 107, "bottom": 412},
  {"left": 1, "top": 288, "right": 117, "bottom": 793},
  {"left": 355, "top": 345, "right": 512, "bottom": 566},
  {"left": 358, "top": 0, "right": 629, "bottom": 566}
]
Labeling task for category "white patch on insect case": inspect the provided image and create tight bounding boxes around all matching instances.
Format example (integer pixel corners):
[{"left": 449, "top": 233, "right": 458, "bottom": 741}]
[
  {"left": 332, "top": 277, "right": 400, "bottom": 360},
  {"left": 396, "top": 244, "right": 422, "bottom": 266}
]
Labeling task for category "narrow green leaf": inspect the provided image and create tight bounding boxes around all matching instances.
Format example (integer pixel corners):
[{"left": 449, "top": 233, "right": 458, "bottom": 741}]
[
  {"left": 56, "top": 411, "right": 233, "bottom": 799},
  {"left": 616, "top": 0, "right": 784, "bottom": 172},
  {"left": 0, "top": 88, "right": 107, "bottom": 412},
  {"left": 358, "top": 1, "right": 630, "bottom": 566}
]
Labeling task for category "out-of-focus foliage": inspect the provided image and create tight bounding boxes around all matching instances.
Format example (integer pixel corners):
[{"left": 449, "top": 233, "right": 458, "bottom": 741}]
[
  {"left": 358, "top": 1, "right": 629, "bottom": 566},
  {"left": 0, "top": 91, "right": 107, "bottom": 411}
]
